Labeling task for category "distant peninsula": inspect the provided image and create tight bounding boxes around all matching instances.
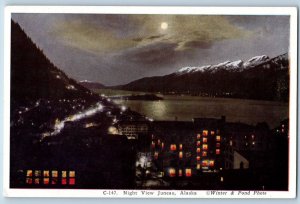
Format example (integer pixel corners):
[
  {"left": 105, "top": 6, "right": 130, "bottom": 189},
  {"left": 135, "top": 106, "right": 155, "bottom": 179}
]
[{"left": 110, "top": 94, "right": 163, "bottom": 101}]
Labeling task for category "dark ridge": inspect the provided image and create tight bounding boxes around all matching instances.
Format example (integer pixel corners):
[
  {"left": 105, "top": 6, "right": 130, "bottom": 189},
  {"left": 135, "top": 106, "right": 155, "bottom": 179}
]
[
  {"left": 10, "top": 20, "right": 99, "bottom": 110},
  {"left": 114, "top": 53, "right": 289, "bottom": 102}
]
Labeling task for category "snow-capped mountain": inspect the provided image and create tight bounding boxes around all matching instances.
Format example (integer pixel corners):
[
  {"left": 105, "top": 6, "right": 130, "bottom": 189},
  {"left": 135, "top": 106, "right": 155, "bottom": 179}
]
[
  {"left": 243, "top": 55, "right": 269, "bottom": 68},
  {"left": 116, "top": 53, "right": 289, "bottom": 101},
  {"left": 176, "top": 55, "right": 270, "bottom": 75}
]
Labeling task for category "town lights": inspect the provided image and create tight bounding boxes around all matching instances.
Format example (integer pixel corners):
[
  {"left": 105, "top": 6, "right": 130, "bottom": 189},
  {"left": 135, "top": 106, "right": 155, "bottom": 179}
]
[
  {"left": 179, "top": 151, "right": 183, "bottom": 159},
  {"left": 170, "top": 144, "right": 177, "bottom": 151},
  {"left": 154, "top": 152, "right": 159, "bottom": 159},
  {"left": 121, "top": 105, "right": 127, "bottom": 111},
  {"left": 185, "top": 169, "right": 192, "bottom": 177},
  {"left": 108, "top": 126, "right": 118, "bottom": 135},
  {"left": 178, "top": 169, "right": 183, "bottom": 177},
  {"left": 169, "top": 168, "right": 176, "bottom": 177}
]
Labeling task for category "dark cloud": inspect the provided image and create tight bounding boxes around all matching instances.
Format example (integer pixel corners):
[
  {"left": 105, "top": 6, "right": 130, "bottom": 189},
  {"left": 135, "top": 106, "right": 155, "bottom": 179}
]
[
  {"left": 147, "top": 34, "right": 165, "bottom": 40},
  {"left": 12, "top": 14, "right": 290, "bottom": 86},
  {"left": 182, "top": 40, "right": 213, "bottom": 49},
  {"left": 123, "top": 42, "right": 178, "bottom": 65}
]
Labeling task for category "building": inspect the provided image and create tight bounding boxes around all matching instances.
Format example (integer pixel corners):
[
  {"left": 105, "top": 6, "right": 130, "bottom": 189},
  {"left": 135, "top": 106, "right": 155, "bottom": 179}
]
[
  {"left": 11, "top": 122, "right": 137, "bottom": 189},
  {"left": 149, "top": 117, "right": 226, "bottom": 178},
  {"left": 193, "top": 116, "right": 226, "bottom": 173},
  {"left": 118, "top": 121, "right": 149, "bottom": 139},
  {"left": 151, "top": 121, "right": 195, "bottom": 178},
  {"left": 115, "top": 109, "right": 151, "bottom": 140}
]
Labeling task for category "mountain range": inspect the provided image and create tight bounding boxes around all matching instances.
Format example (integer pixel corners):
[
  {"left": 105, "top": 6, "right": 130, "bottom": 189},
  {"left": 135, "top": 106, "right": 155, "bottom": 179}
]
[
  {"left": 176, "top": 55, "right": 270, "bottom": 74},
  {"left": 114, "top": 53, "right": 289, "bottom": 101}
]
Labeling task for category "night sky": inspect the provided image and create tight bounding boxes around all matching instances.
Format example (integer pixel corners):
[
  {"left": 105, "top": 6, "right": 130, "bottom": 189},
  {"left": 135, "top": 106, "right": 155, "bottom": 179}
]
[{"left": 12, "top": 14, "right": 290, "bottom": 86}]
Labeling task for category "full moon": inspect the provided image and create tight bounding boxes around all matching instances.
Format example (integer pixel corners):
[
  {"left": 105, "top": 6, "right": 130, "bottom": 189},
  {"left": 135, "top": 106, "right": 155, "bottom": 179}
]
[{"left": 161, "top": 22, "right": 168, "bottom": 30}]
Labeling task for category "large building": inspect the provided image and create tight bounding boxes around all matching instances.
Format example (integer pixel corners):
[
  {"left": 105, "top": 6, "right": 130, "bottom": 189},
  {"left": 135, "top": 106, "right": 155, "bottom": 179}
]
[
  {"left": 193, "top": 117, "right": 226, "bottom": 172},
  {"left": 149, "top": 117, "right": 226, "bottom": 179},
  {"left": 151, "top": 121, "right": 195, "bottom": 178},
  {"left": 115, "top": 109, "right": 151, "bottom": 140},
  {"left": 118, "top": 121, "right": 149, "bottom": 140}
]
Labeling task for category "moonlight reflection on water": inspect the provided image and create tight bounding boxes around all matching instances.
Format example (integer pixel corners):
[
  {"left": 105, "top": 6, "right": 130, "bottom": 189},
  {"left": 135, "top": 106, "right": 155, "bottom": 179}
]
[{"left": 114, "top": 95, "right": 288, "bottom": 128}]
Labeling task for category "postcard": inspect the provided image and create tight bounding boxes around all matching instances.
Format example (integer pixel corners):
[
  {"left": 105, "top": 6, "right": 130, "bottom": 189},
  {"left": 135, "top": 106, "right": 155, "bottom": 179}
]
[{"left": 3, "top": 6, "right": 298, "bottom": 198}]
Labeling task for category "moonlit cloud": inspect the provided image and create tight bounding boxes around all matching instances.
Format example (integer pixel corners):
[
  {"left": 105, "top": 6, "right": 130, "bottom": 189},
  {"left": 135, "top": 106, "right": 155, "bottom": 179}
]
[
  {"left": 51, "top": 15, "right": 251, "bottom": 54},
  {"left": 12, "top": 14, "right": 289, "bottom": 86}
]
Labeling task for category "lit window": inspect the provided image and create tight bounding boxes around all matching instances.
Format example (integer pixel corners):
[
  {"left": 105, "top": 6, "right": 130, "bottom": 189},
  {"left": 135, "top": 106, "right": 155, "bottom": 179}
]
[
  {"left": 51, "top": 170, "right": 58, "bottom": 184},
  {"left": 157, "top": 139, "right": 161, "bottom": 145},
  {"left": 161, "top": 142, "right": 164, "bottom": 149},
  {"left": 44, "top": 178, "right": 49, "bottom": 185},
  {"left": 169, "top": 168, "right": 176, "bottom": 177},
  {"left": 179, "top": 144, "right": 183, "bottom": 150},
  {"left": 35, "top": 170, "right": 41, "bottom": 177},
  {"left": 211, "top": 131, "right": 215, "bottom": 135},
  {"left": 216, "top": 136, "right": 221, "bottom": 142},
  {"left": 69, "top": 178, "right": 75, "bottom": 185},
  {"left": 62, "top": 171, "right": 67, "bottom": 185},
  {"left": 26, "top": 170, "right": 33, "bottom": 184},
  {"left": 216, "top": 149, "right": 220, "bottom": 155},
  {"left": 202, "top": 151, "right": 207, "bottom": 157},
  {"left": 69, "top": 171, "right": 76, "bottom": 185},
  {"left": 151, "top": 141, "right": 155, "bottom": 148},
  {"left": 35, "top": 178, "right": 40, "bottom": 184},
  {"left": 196, "top": 156, "right": 201, "bottom": 161},
  {"left": 185, "top": 169, "right": 192, "bottom": 177},
  {"left": 178, "top": 169, "right": 182, "bottom": 177},
  {"left": 196, "top": 148, "right": 201, "bottom": 153},
  {"left": 202, "top": 160, "right": 208, "bottom": 167},
  {"left": 203, "top": 138, "right": 208, "bottom": 143},
  {"left": 202, "top": 144, "right": 208, "bottom": 150},
  {"left": 62, "top": 171, "right": 67, "bottom": 178},
  {"left": 26, "top": 170, "right": 32, "bottom": 177},
  {"left": 170, "top": 144, "right": 177, "bottom": 151},
  {"left": 216, "top": 143, "right": 221, "bottom": 148},
  {"left": 154, "top": 152, "right": 159, "bottom": 159},
  {"left": 26, "top": 178, "right": 32, "bottom": 184},
  {"left": 209, "top": 160, "right": 215, "bottom": 167},
  {"left": 196, "top": 164, "right": 201, "bottom": 169},
  {"left": 43, "top": 170, "right": 49, "bottom": 177},
  {"left": 197, "top": 134, "right": 201, "bottom": 139},
  {"left": 69, "top": 171, "right": 75, "bottom": 177},
  {"left": 251, "top": 135, "right": 255, "bottom": 140},
  {"left": 203, "top": 130, "right": 208, "bottom": 136},
  {"left": 229, "top": 140, "right": 232, "bottom": 146},
  {"left": 43, "top": 170, "right": 50, "bottom": 185},
  {"left": 179, "top": 151, "right": 183, "bottom": 159},
  {"left": 197, "top": 141, "right": 201, "bottom": 146},
  {"left": 252, "top": 142, "right": 255, "bottom": 145},
  {"left": 62, "top": 178, "right": 67, "bottom": 185},
  {"left": 52, "top": 170, "right": 58, "bottom": 177}
]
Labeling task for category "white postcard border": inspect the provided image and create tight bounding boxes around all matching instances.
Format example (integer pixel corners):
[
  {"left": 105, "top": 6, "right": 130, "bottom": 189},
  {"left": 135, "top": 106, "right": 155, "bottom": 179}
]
[{"left": 3, "top": 6, "right": 298, "bottom": 198}]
